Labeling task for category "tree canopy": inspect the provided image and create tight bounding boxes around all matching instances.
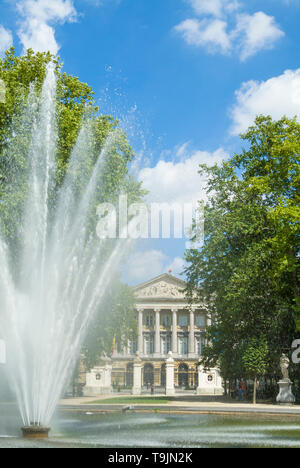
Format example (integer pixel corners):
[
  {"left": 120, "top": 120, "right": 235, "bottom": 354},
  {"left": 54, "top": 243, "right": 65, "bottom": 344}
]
[
  {"left": 0, "top": 48, "right": 145, "bottom": 245},
  {"left": 0, "top": 48, "right": 142, "bottom": 365},
  {"left": 185, "top": 116, "right": 300, "bottom": 395}
]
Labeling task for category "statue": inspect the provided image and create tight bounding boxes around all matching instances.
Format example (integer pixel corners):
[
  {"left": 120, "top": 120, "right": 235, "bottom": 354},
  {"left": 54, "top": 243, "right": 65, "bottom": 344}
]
[
  {"left": 277, "top": 353, "right": 295, "bottom": 405},
  {"left": 280, "top": 354, "right": 290, "bottom": 380}
]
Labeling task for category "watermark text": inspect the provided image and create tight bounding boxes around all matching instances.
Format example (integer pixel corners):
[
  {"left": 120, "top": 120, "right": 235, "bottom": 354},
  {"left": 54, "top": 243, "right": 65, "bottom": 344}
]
[{"left": 96, "top": 195, "right": 204, "bottom": 248}]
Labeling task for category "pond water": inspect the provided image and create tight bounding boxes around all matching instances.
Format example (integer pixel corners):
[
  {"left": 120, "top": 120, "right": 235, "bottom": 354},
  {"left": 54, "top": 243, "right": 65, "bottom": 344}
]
[{"left": 0, "top": 405, "right": 300, "bottom": 448}]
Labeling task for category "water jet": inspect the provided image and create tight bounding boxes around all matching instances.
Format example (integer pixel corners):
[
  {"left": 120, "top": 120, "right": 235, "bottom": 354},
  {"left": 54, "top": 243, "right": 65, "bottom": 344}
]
[{"left": 0, "top": 63, "right": 132, "bottom": 431}]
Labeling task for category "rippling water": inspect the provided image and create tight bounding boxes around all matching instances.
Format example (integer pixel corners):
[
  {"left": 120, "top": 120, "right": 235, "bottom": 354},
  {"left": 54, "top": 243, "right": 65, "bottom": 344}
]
[{"left": 1, "top": 408, "right": 300, "bottom": 448}]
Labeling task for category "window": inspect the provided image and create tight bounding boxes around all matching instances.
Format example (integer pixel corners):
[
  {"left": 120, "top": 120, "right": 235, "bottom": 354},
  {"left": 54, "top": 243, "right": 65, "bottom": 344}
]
[
  {"left": 162, "top": 314, "right": 171, "bottom": 328},
  {"left": 144, "top": 335, "right": 154, "bottom": 355},
  {"left": 195, "top": 335, "right": 205, "bottom": 356},
  {"left": 145, "top": 313, "right": 154, "bottom": 328},
  {"left": 178, "top": 336, "right": 188, "bottom": 355},
  {"left": 195, "top": 314, "right": 206, "bottom": 328},
  {"left": 161, "top": 335, "right": 171, "bottom": 354},
  {"left": 129, "top": 341, "right": 137, "bottom": 355},
  {"left": 179, "top": 315, "right": 188, "bottom": 327}
]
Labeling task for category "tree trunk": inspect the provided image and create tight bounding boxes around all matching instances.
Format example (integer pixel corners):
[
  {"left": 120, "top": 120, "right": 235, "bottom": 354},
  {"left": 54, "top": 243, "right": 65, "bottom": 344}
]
[{"left": 253, "top": 376, "right": 257, "bottom": 405}]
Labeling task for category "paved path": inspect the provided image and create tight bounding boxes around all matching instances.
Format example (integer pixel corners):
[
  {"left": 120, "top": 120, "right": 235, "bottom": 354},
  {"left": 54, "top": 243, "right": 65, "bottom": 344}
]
[{"left": 59, "top": 395, "right": 300, "bottom": 417}]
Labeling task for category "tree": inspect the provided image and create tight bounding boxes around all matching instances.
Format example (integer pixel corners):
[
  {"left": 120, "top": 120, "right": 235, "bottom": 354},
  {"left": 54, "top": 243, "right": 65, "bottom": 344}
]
[
  {"left": 0, "top": 47, "right": 145, "bottom": 247},
  {"left": 0, "top": 48, "right": 143, "bottom": 360},
  {"left": 242, "top": 337, "right": 269, "bottom": 404},
  {"left": 233, "top": 116, "right": 299, "bottom": 331},
  {"left": 185, "top": 116, "right": 299, "bottom": 388}
]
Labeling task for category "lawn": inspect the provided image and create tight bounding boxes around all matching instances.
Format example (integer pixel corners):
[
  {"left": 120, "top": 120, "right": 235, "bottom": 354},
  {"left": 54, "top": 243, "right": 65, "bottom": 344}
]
[{"left": 88, "top": 396, "right": 171, "bottom": 405}]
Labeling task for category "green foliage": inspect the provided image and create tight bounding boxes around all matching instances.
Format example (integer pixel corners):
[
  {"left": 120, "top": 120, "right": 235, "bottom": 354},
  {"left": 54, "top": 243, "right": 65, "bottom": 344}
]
[
  {"left": 185, "top": 116, "right": 300, "bottom": 383},
  {"left": 0, "top": 48, "right": 145, "bottom": 248},
  {"left": 242, "top": 337, "right": 269, "bottom": 404},
  {"left": 0, "top": 48, "right": 94, "bottom": 160},
  {"left": 242, "top": 337, "right": 269, "bottom": 378},
  {"left": 0, "top": 48, "right": 142, "bottom": 364}
]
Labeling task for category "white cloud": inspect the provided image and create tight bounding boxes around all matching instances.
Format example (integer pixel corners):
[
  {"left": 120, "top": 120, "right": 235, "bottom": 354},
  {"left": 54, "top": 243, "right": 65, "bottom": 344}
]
[
  {"left": 188, "top": 0, "right": 240, "bottom": 17},
  {"left": 123, "top": 249, "right": 169, "bottom": 284},
  {"left": 0, "top": 26, "right": 13, "bottom": 55},
  {"left": 125, "top": 144, "right": 226, "bottom": 285},
  {"left": 234, "top": 12, "right": 284, "bottom": 61},
  {"left": 167, "top": 256, "right": 186, "bottom": 277},
  {"left": 230, "top": 69, "right": 300, "bottom": 134},
  {"left": 139, "top": 147, "right": 228, "bottom": 205},
  {"left": 175, "top": 18, "right": 231, "bottom": 54},
  {"left": 16, "top": 0, "right": 77, "bottom": 54},
  {"left": 123, "top": 249, "right": 186, "bottom": 284},
  {"left": 176, "top": 1, "right": 284, "bottom": 60}
]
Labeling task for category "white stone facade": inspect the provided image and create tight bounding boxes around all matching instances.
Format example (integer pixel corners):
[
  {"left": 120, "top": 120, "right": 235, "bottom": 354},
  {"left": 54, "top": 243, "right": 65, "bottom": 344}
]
[
  {"left": 84, "top": 360, "right": 113, "bottom": 396},
  {"left": 108, "top": 273, "right": 224, "bottom": 395}
]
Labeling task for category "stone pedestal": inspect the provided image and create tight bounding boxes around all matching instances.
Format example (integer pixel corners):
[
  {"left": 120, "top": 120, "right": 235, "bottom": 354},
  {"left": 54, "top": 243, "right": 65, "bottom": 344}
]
[
  {"left": 276, "top": 379, "right": 295, "bottom": 405},
  {"left": 83, "top": 359, "right": 112, "bottom": 396},
  {"left": 165, "top": 351, "right": 175, "bottom": 396},
  {"left": 132, "top": 354, "right": 142, "bottom": 395},
  {"left": 22, "top": 426, "right": 50, "bottom": 439},
  {"left": 196, "top": 366, "right": 224, "bottom": 395}
]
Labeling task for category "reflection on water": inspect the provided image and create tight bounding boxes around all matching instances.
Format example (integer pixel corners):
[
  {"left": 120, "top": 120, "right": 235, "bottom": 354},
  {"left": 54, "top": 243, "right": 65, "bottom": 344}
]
[{"left": 0, "top": 408, "right": 300, "bottom": 448}]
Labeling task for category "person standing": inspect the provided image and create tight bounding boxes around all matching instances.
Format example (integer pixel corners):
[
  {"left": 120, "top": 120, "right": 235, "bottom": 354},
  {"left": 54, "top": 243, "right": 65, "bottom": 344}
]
[
  {"left": 241, "top": 381, "right": 246, "bottom": 400},
  {"left": 238, "top": 381, "right": 243, "bottom": 401}
]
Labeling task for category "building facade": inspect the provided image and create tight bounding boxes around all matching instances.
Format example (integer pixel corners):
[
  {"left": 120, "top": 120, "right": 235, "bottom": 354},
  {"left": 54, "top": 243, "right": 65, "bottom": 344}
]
[{"left": 106, "top": 273, "right": 223, "bottom": 394}]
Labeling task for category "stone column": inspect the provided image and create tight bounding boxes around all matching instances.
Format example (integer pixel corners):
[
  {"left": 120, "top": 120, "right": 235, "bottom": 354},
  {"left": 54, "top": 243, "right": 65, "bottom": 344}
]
[
  {"left": 137, "top": 309, "right": 143, "bottom": 355},
  {"left": 132, "top": 353, "right": 142, "bottom": 395},
  {"left": 103, "top": 362, "right": 113, "bottom": 390},
  {"left": 154, "top": 309, "right": 161, "bottom": 356},
  {"left": 165, "top": 351, "right": 175, "bottom": 396},
  {"left": 172, "top": 309, "right": 178, "bottom": 355},
  {"left": 188, "top": 309, "right": 195, "bottom": 357}
]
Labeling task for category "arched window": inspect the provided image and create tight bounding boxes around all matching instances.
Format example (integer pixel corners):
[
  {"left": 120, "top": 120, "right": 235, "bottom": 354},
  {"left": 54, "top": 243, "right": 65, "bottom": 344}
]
[{"left": 178, "top": 363, "right": 189, "bottom": 387}]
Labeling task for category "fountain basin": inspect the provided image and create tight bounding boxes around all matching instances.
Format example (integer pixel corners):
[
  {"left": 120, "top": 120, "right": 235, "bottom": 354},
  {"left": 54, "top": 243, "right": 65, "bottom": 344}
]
[{"left": 21, "top": 426, "right": 50, "bottom": 439}]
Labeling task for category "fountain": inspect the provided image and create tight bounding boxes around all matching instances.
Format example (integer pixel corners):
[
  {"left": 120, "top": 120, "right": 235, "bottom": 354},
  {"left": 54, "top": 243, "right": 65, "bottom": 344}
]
[
  {"left": 21, "top": 425, "right": 50, "bottom": 439},
  {"left": 0, "top": 63, "right": 131, "bottom": 437}
]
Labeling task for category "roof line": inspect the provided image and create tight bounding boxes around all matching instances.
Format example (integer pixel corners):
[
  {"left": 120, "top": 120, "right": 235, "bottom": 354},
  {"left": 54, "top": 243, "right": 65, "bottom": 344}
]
[{"left": 133, "top": 273, "right": 187, "bottom": 290}]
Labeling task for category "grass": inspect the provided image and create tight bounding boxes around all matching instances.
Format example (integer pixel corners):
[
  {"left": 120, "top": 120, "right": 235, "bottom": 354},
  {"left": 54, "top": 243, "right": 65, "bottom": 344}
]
[{"left": 88, "top": 396, "right": 171, "bottom": 405}]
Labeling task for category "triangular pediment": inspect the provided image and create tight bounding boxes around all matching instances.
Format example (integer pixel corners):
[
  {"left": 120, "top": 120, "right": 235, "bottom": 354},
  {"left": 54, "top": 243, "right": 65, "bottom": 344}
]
[{"left": 133, "top": 274, "right": 187, "bottom": 300}]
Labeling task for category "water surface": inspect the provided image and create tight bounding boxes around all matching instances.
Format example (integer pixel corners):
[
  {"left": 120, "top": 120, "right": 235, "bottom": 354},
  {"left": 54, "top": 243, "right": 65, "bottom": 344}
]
[{"left": 0, "top": 408, "right": 300, "bottom": 448}]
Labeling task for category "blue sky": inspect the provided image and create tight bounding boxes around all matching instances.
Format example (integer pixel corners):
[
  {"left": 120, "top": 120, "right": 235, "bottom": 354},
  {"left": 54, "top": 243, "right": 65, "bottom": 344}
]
[{"left": 0, "top": 0, "right": 300, "bottom": 284}]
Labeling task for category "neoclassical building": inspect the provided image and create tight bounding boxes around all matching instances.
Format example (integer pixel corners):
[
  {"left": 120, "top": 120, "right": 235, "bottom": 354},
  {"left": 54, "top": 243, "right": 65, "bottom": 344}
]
[{"left": 85, "top": 273, "right": 223, "bottom": 395}]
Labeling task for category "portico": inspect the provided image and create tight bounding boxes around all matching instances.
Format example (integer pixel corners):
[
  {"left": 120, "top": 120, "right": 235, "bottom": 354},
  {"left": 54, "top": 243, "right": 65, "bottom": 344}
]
[
  {"left": 107, "top": 273, "right": 223, "bottom": 395},
  {"left": 132, "top": 275, "right": 204, "bottom": 362}
]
